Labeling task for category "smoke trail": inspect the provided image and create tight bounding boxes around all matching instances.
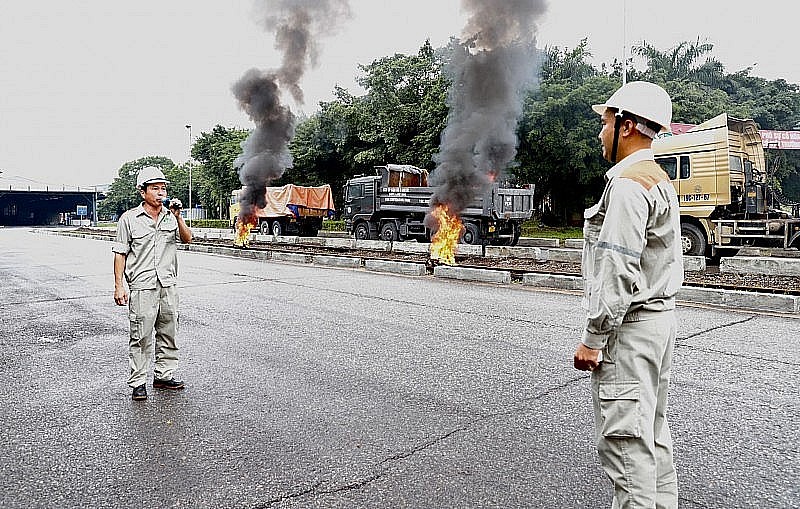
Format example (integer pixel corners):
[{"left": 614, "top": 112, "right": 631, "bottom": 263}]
[
  {"left": 232, "top": 69, "right": 295, "bottom": 212},
  {"left": 428, "top": 0, "right": 545, "bottom": 222},
  {"left": 257, "top": 0, "right": 351, "bottom": 104},
  {"left": 234, "top": 0, "right": 351, "bottom": 221}
]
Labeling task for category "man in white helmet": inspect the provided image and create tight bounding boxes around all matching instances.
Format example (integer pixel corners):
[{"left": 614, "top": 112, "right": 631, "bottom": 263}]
[
  {"left": 112, "top": 166, "right": 192, "bottom": 401},
  {"left": 573, "top": 81, "right": 683, "bottom": 508}
]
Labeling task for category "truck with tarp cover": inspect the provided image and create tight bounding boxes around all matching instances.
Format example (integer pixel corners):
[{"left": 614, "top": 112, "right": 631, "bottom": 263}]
[
  {"left": 342, "top": 164, "right": 535, "bottom": 245},
  {"left": 229, "top": 184, "right": 335, "bottom": 237}
]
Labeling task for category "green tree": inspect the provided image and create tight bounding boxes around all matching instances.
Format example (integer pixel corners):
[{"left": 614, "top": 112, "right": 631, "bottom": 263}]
[
  {"left": 191, "top": 125, "right": 249, "bottom": 219},
  {"left": 665, "top": 80, "right": 735, "bottom": 124},
  {"left": 99, "top": 156, "right": 176, "bottom": 218},
  {"left": 632, "top": 38, "right": 724, "bottom": 87},
  {"left": 540, "top": 39, "right": 597, "bottom": 83},
  {"left": 517, "top": 75, "right": 619, "bottom": 224},
  {"left": 352, "top": 40, "right": 449, "bottom": 169}
]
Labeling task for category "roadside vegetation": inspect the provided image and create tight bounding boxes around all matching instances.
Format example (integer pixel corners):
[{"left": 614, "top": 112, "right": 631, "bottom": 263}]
[{"left": 520, "top": 222, "right": 582, "bottom": 239}]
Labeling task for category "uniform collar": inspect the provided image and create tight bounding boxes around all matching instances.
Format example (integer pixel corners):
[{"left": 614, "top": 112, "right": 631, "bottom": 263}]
[
  {"left": 605, "top": 148, "right": 655, "bottom": 181},
  {"left": 134, "top": 202, "right": 168, "bottom": 219}
]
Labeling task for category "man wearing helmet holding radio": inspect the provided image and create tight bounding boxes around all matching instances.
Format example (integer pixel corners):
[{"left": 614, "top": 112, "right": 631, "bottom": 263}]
[
  {"left": 113, "top": 166, "right": 192, "bottom": 401},
  {"left": 573, "top": 81, "right": 683, "bottom": 509}
]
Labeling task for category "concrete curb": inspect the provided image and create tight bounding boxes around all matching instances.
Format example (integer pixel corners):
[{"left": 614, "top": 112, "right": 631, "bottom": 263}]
[
  {"left": 720, "top": 256, "right": 800, "bottom": 277},
  {"left": 273, "top": 235, "right": 298, "bottom": 245},
  {"left": 271, "top": 252, "right": 311, "bottom": 264},
  {"left": 485, "top": 246, "right": 542, "bottom": 259},
  {"left": 183, "top": 244, "right": 271, "bottom": 261},
  {"left": 298, "top": 237, "right": 327, "bottom": 247},
  {"left": 684, "top": 256, "right": 706, "bottom": 272},
  {"left": 313, "top": 255, "right": 362, "bottom": 269},
  {"left": 538, "top": 248, "right": 582, "bottom": 263},
  {"left": 455, "top": 244, "right": 483, "bottom": 257},
  {"left": 391, "top": 242, "right": 430, "bottom": 255},
  {"left": 433, "top": 265, "right": 511, "bottom": 284},
  {"left": 522, "top": 273, "right": 584, "bottom": 291},
  {"left": 676, "top": 286, "right": 800, "bottom": 314},
  {"left": 564, "top": 239, "right": 585, "bottom": 249},
  {"left": 317, "top": 230, "right": 349, "bottom": 238},
  {"left": 365, "top": 259, "right": 427, "bottom": 276},
  {"left": 517, "top": 237, "right": 560, "bottom": 248},
  {"left": 354, "top": 239, "right": 391, "bottom": 252},
  {"left": 324, "top": 238, "right": 356, "bottom": 250},
  {"left": 522, "top": 271, "right": 799, "bottom": 314}
]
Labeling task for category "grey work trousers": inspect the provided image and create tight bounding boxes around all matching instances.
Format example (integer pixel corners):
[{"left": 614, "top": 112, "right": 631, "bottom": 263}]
[
  {"left": 127, "top": 282, "right": 179, "bottom": 387},
  {"left": 591, "top": 310, "right": 678, "bottom": 509}
]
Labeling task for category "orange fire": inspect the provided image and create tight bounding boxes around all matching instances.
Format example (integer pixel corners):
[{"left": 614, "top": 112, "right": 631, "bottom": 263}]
[
  {"left": 429, "top": 204, "right": 463, "bottom": 266},
  {"left": 234, "top": 215, "right": 257, "bottom": 247}
]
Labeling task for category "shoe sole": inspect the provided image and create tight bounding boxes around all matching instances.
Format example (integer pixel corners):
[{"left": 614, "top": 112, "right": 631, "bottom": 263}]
[
  {"left": 132, "top": 395, "right": 147, "bottom": 401},
  {"left": 153, "top": 383, "right": 185, "bottom": 390}
]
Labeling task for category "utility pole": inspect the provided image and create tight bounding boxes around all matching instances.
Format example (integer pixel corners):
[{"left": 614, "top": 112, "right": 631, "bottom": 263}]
[
  {"left": 622, "top": 0, "right": 628, "bottom": 85},
  {"left": 185, "top": 124, "right": 192, "bottom": 223}
]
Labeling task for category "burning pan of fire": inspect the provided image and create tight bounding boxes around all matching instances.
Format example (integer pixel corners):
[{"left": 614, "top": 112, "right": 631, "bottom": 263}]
[
  {"left": 234, "top": 216, "right": 257, "bottom": 247},
  {"left": 429, "top": 204, "right": 463, "bottom": 266}
]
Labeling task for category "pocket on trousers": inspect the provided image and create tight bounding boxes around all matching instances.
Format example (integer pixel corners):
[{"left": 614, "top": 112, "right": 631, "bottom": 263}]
[
  {"left": 129, "top": 318, "right": 143, "bottom": 341},
  {"left": 598, "top": 381, "right": 641, "bottom": 438}
]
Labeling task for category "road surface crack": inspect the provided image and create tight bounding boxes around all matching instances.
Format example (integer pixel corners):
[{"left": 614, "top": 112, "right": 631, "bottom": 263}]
[
  {"left": 677, "top": 315, "right": 756, "bottom": 342},
  {"left": 252, "top": 375, "right": 587, "bottom": 508},
  {"left": 676, "top": 315, "right": 799, "bottom": 366}
]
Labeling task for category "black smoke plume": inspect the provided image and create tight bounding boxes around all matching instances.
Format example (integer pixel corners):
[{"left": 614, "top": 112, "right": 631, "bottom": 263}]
[
  {"left": 234, "top": 0, "right": 351, "bottom": 222},
  {"left": 427, "top": 0, "right": 545, "bottom": 226},
  {"left": 232, "top": 70, "right": 294, "bottom": 213}
]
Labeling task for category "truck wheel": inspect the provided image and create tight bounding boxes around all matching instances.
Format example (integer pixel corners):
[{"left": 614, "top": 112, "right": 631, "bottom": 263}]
[
  {"left": 259, "top": 220, "right": 270, "bottom": 235},
  {"left": 492, "top": 223, "right": 519, "bottom": 246},
  {"left": 460, "top": 223, "right": 481, "bottom": 245},
  {"left": 681, "top": 223, "right": 706, "bottom": 256},
  {"left": 354, "top": 222, "right": 370, "bottom": 240},
  {"left": 271, "top": 220, "right": 283, "bottom": 237},
  {"left": 380, "top": 222, "right": 399, "bottom": 242}
]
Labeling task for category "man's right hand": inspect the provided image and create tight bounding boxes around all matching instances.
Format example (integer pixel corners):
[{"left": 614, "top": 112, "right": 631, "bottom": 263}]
[
  {"left": 114, "top": 286, "right": 128, "bottom": 306},
  {"left": 574, "top": 342, "right": 602, "bottom": 371}
]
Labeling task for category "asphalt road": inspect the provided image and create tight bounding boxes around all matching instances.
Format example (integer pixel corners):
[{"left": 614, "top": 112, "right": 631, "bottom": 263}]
[{"left": 1, "top": 228, "right": 798, "bottom": 508}]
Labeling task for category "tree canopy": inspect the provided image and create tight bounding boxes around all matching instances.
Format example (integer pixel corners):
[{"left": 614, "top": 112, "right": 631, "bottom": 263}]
[{"left": 191, "top": 125, "right": 249, "bottom": 218}]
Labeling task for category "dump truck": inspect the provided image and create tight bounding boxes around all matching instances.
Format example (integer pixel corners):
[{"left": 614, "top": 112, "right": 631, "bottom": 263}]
[
  {"left": 653, "top": 113, "right": 800, "bottom": 256},
  {"left": 342, "top": 164, "right": 535, "bottom": 245},
  {"left": 229, "top": 184, "right": 335, "bottom": 236}
]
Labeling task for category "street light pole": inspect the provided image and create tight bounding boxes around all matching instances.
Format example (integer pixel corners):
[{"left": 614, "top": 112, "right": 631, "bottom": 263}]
[
  {"left": 622, "top": 0, "right": 628, "bottom": 85},
  {"left": 185, "top": 124, "right": 192, "bottom": 222}
]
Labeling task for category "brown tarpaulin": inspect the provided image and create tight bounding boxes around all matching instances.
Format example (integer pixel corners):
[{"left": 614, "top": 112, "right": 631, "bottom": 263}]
[{"left": 255, "top": 184, "right": 335, "bottom": 217}]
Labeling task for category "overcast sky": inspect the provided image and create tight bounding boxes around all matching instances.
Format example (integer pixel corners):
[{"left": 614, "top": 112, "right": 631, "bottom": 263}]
[{"left": 2, "top": 1, "right": 797, "bottom": 188}]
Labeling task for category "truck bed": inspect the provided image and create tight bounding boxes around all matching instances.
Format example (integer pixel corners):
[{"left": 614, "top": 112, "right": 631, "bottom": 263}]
[{"left": 376, "top": 185, "right": 533, "bottom": 219}]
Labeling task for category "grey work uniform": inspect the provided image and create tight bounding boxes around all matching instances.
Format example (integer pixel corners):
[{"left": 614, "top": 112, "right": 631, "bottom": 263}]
[
  {"left": 113, "top": 204, "right": 183, "bottom": 388},
  {"left": 582, "top": 148, "right": 683, "bottom": 509}
]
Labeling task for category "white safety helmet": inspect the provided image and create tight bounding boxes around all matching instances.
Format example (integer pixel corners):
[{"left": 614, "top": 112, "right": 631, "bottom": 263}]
[
  {"left": 592, "top": 81, "right": 672, "bottom": 134},
  {"left": 136, "top": 166, "right": 169, "bottom": 189}
]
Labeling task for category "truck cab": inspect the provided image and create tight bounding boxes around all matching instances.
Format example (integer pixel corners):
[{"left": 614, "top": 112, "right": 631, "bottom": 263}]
[{"left": 653, "top": 113, "right": 800, "bottom": 255}]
